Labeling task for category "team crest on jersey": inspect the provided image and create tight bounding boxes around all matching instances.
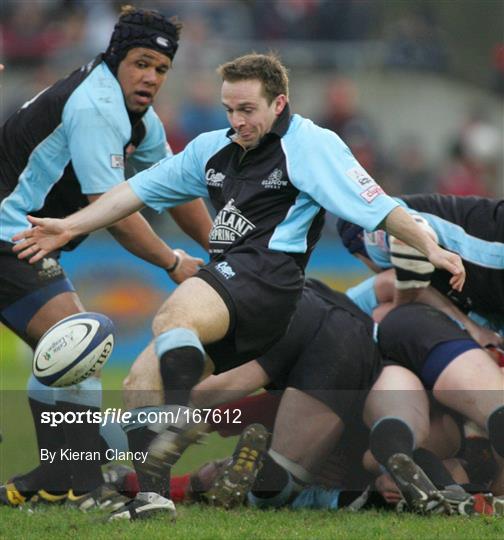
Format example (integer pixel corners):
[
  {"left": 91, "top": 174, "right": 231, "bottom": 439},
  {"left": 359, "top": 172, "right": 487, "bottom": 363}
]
[
  {"left": 110, "top": 154, "right": 124, "bottom": 169},
  {"left": 360, "top": 185, "right": 384, "bottom": 203},
  {"left": 346, "top": 167, "right": 375, "bottom": 188},
  {"left": 38, "top": 258, "right": 63, "bottom": 280},
  {"left": 206, "top": 168, "right": 225, "bottom": 187},
  {"left": 215, "top": 262, "right": 236, "bottom": 280},
  {"left": 209, "top": 199, "right": 256, "bottom": 250},
  {"left": 261, "top": 168, "right": 287, "bottom": 190}
]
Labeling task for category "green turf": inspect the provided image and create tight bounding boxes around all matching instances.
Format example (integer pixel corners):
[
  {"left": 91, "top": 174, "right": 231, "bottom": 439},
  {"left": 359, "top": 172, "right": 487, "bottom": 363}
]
[
  {"left": 1, "top": 353, "right": 504, "bottom": 538},
  {"left": 1, "top": 505, "right": 503, "bottom": 539}
]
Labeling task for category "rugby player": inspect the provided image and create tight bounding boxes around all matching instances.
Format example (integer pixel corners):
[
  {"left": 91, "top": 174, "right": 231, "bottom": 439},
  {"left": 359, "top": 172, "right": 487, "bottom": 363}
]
[
  {"left": 0, "top": 6, "right": 212, "bottom": 509},
  {"left": 364, "top": 302, "right": 504, "bottom": 514},
  {"left": 339, "top": 194, "right": 504, "bottom": 346},
  {"left": 196, "top": 303, "right": 504, "bottom": 515},
  {"left": 12, "top": 53, "right": 465, "bottom": 520},
  {"left": 207, "top": 279, "right": 382, "bottom": 510}
]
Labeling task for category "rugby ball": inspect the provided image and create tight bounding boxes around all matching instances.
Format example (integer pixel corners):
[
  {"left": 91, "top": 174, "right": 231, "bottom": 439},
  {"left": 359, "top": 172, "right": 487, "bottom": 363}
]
[{"left": 33, "top": 312, "right": 115, "bottom": 387}]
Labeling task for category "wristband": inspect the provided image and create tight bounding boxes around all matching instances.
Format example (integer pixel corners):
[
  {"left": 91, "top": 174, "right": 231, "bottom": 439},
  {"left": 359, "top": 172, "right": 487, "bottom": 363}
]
[{"left": 166, "top": 251, "right": 180, "bottom": 273}]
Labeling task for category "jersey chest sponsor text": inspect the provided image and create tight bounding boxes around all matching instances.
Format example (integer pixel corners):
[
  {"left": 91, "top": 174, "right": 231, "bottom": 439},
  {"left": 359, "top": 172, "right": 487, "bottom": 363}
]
[{"left": 209, "top": 199, "right": 256, "bottom": 248}]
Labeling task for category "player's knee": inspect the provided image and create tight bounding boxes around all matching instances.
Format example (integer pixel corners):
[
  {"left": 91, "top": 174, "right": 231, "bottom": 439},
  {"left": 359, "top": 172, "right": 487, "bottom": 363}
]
[
  {"left": 122, "top": 373, "right": 134, "bottom": 393},
  {"left": 152, "top": 306, "right": 184, "bottom": 336},
  {"left": 152, "top": 310, "right": 168, "bottom": 336},
  {"left": 122, "top": 360, "right": 146, "bottom": 392}
]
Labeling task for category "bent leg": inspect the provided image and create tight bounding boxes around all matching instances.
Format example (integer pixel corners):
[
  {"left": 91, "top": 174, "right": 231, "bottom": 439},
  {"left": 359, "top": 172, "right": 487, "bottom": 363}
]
[
  {"left": 270, "top": 388, "right": 344, "bottom": 475},
  {"left": 152, "top": 277, "right": 229, "bottom": 341},
  {"left": 433, "top": 348, "right": 504, "bottom": 428},
  {"left": 152, "top": 277, "right": 230, "bottom": 406},
  {"left": 363, "top": 365, "right": 429, "bottom": 475},
  {"left": 123, "top": 342, "right": 164, "bottom": 410},
  {"left": 433, "top": 347, "right": 504, "bottom": 458},
  {"left": 364, "top": 365, "right": 430, "bottom": 448},
  {"left": 26, "top": 291, "right": 85, "bottom": 344},
  {"left": 250, "top": 388, "right": 344, "bottom": 508}
]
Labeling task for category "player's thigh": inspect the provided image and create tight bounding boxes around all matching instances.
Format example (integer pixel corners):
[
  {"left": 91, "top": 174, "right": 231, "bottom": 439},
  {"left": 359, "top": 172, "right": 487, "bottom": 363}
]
[
  {"left": 363, "top": 365, "right": 429, "bottom": 431},
  {"left": 271, "top": 387, "right": 345, "bottom": 468},
  {"left": 434, "top": 348, "right": 504, "bottom": 393},
  {"left": 0, "top": 245, "right": 81, "bottom": 346},
  {"left": 433, "top": 348, "right": 504, "bottom": 424},
  {"left": 26, "top": 291, "right": 84, "bottom": 343},
  {"left": 153, "top": 277, "right": 230, "bottom": 343}
]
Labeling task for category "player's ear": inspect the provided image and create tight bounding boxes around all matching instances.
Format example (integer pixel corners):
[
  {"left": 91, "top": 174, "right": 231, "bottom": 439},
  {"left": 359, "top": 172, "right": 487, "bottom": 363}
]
[{"left": 274, "top": 94, "right": 287, "bottom": 115}]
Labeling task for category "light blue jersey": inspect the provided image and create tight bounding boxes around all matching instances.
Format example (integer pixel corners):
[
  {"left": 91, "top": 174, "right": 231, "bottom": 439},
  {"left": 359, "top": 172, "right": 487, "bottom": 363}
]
[
  {"left": 0, "top": 56, "right": 168, "bottom": 244},
  {"left": 129, "top": 106, "right": 399, "bottom": 264}
]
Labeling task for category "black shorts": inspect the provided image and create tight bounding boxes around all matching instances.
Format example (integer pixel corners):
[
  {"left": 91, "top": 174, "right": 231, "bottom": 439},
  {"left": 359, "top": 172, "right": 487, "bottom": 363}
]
[
  {"left": 0, "top": 240, "right": 75, "bottom": 334},
  {"left": 199, "top": 245, "right": 304, "bottom": 373},
  {"left": 256, "top": 280, "right": 383, "bottom": 422},
  {"left": 377, "top": 303, "right": 472, "bottom": 377}
]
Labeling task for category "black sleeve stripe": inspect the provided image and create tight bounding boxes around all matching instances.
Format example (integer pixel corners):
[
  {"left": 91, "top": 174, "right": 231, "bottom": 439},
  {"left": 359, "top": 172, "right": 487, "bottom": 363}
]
[{"left": 390, "top": 251, "right": 429, "bottom": 262}]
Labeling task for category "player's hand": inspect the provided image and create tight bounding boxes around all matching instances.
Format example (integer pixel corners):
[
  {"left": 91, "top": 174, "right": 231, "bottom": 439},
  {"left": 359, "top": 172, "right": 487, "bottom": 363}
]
[
  {"left": 427, "top": 246, "right": 465, "bottom": 292},
  {"left": 375, "top": 472, "right": 403, "bottom": 505},
  {"left": 12, "top": 215, "right": 72, "bottom": 263},
  {"left": 469, "top": 324, "right": 503, "bottom": 349},
  {"left": 168, "top": 248, "right": 204, "bottom": 284}
]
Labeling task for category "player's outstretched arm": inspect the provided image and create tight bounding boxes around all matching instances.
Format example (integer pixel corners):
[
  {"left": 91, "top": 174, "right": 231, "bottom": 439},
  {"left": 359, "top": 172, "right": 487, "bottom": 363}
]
[
  {"left": 382, "top": 207, "right": 465, "bottom": 292},
  {"left": 12, "top": 182, "right": 142, "bottom": 263},
  {"left": 105, "top": 209, "right": 204, "bottom": 284}
]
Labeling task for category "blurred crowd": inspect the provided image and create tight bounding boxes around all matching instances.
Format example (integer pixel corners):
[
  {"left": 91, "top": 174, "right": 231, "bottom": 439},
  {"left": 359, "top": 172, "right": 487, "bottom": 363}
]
[
  {"left": 317, "top": 77, "right": 502, "bottom": 198},
  {"left": 1, "top": 0, "right": 502, "bottom": 202}
]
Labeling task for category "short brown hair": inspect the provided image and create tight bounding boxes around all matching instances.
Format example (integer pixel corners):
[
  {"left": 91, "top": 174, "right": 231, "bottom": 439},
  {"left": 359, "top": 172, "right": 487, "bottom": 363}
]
[{"left": 217, "top": 52, "right": 289, "bottom": 103}]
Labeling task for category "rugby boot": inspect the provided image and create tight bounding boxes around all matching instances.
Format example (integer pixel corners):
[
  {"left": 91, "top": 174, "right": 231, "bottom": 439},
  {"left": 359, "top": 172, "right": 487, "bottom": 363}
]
[
  {"left": 102, "top": 463, "right": 135, "bottom": 494},
  {"left": 0, "top": 481, "right": 33, "bottom": 507},
  {"left": 206, "top": 423, "right": 269, "bottom": 508},
  {"left": 387, "top": 453, "right": 450, "bottom": 514},
  {"left": 66, "top": 483, "right": 130, "bottom": 512},
  {"left": 440, "top": 490, "right": 504, "bottom": 516},
  {"left": 29, "top": 489, "right": 67, "bottom": 505},
  {"left": 108, "top": 491, "right": 176, "bottom": 521},
  {"left": 187, "top": 458, "right": 231, "bottom": 502},
  {"left": 494, "top": 495, "right": 504, "bottom": 516},
  {"left": 143, "top": 406, "right": 210, "bottom": 479}
]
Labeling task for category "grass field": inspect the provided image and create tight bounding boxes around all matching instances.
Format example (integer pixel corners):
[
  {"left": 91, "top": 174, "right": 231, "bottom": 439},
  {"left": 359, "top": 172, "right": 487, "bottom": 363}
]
[{"left": 1, "top": 356, "right": 504, "bottom": 539}]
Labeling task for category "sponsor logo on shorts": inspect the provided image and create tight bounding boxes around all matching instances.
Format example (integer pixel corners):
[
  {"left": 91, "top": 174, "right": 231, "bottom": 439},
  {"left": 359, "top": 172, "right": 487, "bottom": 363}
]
[
  {"left": 38, "top": 258, "right": 63, "bottom": 280},
  {"left": 261, "top": 168, "right": 287, "bottom": 190},
  {"left": 360, "top": 185, "right": 384, "bottom": 203},
  {"left": 346, "top": 167, "right": 375, "bottom": 187},
  {"left": 206, "top": 168, "right": 226, "bottom": 187},
  {"left": 215, "top": 262, "right": 236, "bottom": 280},
  {"left": 111, "top": 154, "right": 124, "bottom": 169},
  {"left": 209, "top": 199, "right": 256, "bottom": 247}
]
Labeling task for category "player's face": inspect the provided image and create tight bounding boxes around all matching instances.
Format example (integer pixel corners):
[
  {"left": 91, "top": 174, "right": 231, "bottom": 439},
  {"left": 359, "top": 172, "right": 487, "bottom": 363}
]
[
  {"left": 221, "top": 79, "right": 287, "bottom": 148},
  {"left": 117, "top": 48, "right": 171, "bottom": 113}
]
